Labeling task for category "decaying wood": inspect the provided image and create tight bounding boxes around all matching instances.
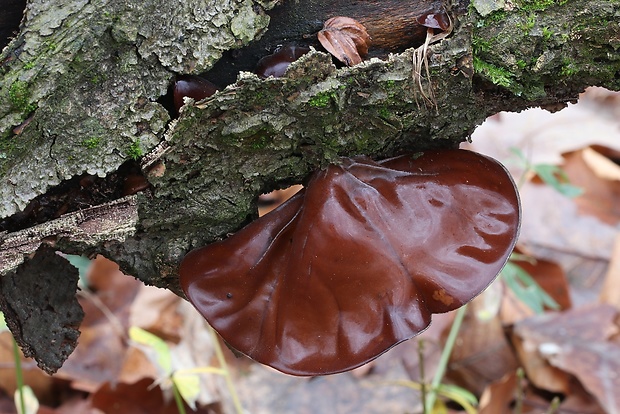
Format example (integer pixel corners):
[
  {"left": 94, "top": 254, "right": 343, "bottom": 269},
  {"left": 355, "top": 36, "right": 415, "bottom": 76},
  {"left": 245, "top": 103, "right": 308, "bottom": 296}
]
[{"left": 0, "top": 244, "right": 84, "bottom": 374}]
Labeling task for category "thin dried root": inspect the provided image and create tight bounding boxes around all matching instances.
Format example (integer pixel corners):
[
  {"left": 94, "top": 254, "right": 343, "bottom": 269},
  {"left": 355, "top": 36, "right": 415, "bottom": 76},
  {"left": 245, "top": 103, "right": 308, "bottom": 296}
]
[{"left": 412, "top": 16, "right": 453, "bottom": 111}]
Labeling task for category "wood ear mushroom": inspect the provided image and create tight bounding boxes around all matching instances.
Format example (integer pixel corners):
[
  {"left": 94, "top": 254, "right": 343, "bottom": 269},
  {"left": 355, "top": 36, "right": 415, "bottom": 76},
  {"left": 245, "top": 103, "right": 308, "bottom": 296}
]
[
  {"left": 172, "top": 75, "right": 219, "bottom": 113},
  {"left": 255, "top": 45, "right": 310, "bottom": 78},
  {"left": 179, "top": 149, "right": 521, "bottom": 376}
]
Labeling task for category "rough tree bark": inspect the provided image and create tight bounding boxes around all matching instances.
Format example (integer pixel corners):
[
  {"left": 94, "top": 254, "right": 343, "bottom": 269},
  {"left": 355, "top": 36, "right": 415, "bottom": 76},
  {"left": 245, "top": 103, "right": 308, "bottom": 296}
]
[{"left": 0, "top": 0, "right": 619, "bottom": 373}]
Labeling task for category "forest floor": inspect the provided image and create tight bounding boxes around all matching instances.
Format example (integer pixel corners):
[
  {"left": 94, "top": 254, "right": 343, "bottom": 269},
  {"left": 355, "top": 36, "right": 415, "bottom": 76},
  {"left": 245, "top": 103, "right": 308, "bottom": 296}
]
[{"left": 1, "top": 87, "right": 619, "bottom": 414}]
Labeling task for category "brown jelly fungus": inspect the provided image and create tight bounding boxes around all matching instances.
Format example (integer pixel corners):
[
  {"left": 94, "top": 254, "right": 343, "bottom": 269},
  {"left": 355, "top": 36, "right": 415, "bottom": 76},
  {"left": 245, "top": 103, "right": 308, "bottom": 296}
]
[
  {"left": 172, "top": 75, "right": 218, "bottom": 113},
  {"left": 255, "top": 45, "right": 310, "bottom": 78},
  {"left": 179, "top": 149, "right": 521, "bottom": 376}
]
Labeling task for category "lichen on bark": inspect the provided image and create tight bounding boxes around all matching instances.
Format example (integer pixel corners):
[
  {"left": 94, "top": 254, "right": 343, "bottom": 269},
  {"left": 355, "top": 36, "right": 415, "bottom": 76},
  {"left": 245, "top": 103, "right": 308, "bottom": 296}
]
[{"left": 0, "top": 0, "right": 275, "bottom": 218}]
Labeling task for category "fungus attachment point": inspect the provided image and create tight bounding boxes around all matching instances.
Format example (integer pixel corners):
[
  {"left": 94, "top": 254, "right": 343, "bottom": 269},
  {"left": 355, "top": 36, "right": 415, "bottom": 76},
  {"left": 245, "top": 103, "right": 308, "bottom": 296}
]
[{"left": 179, "top": 149, "right": 521, "bottom": 376}]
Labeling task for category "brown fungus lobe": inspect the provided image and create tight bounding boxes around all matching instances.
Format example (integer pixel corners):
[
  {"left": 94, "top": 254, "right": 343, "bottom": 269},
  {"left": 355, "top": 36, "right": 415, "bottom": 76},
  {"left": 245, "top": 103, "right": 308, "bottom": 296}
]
[
  {"left": 415, "top": 8, "right": 450, "bottom": 30},
  {"left": 179, "top": 149, "right": 521, "bottom": 376},
  {"left": 172, "top": 75, "right": 219, "bottom": 113},
  {"left": 255, "top": 45, "right": 310, "bottom": 78}
]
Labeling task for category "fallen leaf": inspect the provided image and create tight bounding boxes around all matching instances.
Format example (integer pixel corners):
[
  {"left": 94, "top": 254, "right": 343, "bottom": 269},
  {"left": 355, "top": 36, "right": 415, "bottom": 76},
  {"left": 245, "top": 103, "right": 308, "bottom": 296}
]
[
  {"left": 563, "top": 149, "right": 620, "bottom": 225},
  {"left": 56, "top": 256, "right": 141, "bottom": 392},
  {"left": 89, "top": 378, "right": 214, "bottom": 414},
  {"left": 479, "top": 371, "right": 518, "bottom": 414},
  {"left": 318, "top": 16, "right": 371, "bottom": 66},
  {"left": 0, "top": 333, "right": 54, "bottom": 404},
  {"left": 512, "top": 305, "right": 620, "bottom": 412},
  {"left": 446, "top": 285, "right": 520, "bottom": 395},
  {"left": 500, "top": 252, "right": 571, "bottom": 325},
  {"left": 600, "top": 233, "right": 620, "bottom": 308},
  {"left": 258, "top": 185, "right": 303, "bottom": 217}
]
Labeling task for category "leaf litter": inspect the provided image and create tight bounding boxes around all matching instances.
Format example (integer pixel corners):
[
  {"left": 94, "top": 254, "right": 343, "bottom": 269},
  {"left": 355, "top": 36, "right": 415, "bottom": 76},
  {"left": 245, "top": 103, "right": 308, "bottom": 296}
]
[{"left": 1, "top": 87, "right": 620, "bottom": 412}]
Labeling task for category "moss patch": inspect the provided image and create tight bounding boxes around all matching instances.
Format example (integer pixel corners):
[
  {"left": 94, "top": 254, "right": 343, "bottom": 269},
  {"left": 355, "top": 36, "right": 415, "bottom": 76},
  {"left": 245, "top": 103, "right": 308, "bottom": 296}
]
[
  {"left": 517, "top": 0, "right": 567, "bottom": 12},
  {"left": 308, "top": 90, "right": 336, "bottom": 108},
  {"left": 127, "top": 140, "right": 142, "bottom": 160},
  {"left": 9, "top": 81, "right": 37, "bottom": 113},
  {"left": 473, "top": 57, "right": 515, "bottom": 89},
  {"left": 82, "top": 136, "right": 102, "bottom": 149}
]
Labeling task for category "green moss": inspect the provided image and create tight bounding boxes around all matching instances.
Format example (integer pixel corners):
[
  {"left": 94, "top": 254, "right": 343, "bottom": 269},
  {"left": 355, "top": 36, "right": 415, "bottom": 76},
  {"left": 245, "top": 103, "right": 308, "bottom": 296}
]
[
  {"left": 308, "top": 91, "right": 335, "bottom": 108},
  {"left": 9, "top": 81, "right": 37, "bottom": 113},
  {"left": 517, "top": 14, "right": 536, "bottom": 33},
  {"left": 542, "top": 27, "right": 554, "bottom": 40},
  {"left": 23, "top": 62, "right": 35, "bottom": 70},
  {"left": 472, "top": 38, "right": 493, "bottom": 54},
  {"left": 249, "top": 134, "right": 269, "bottom": 150},
  {"left": 560, "top": 59, "right": 578, "bottom": 76},
  {"left": 378, "top": 107, "right": 391, "bottom": 118},
  {"left": 473, "top": 57, "right": 515, "bottom": 89},
  {"left": 478, "top": 10, "right": 508, "bottom": 27},
  {"left": 82, "top": 136, "right": 102, "bottom": 149},
  {"left": 127, "top": 140, "right": 142, "bottom": 160},
  {"left": 516, "top": 59, "right": 528, "bottom": 69},
  {"left": 45, "top": 40, "right": 58, "bottom": 52},
  {"left": 517, "top": 0, "right": 564, "bottom": 12}
]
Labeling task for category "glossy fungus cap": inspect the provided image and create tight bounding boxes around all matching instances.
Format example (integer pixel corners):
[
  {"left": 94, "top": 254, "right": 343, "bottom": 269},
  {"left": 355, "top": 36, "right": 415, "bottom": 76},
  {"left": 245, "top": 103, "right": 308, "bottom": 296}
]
[
  {"left": 179, "top": 149, "right": 521, "bottom": 376},
  {"left": 255, "top": 45, "right": 310, "bottom": 78},
  {"left": 173, "top": 75, "right": 218, "bottom": 113}
]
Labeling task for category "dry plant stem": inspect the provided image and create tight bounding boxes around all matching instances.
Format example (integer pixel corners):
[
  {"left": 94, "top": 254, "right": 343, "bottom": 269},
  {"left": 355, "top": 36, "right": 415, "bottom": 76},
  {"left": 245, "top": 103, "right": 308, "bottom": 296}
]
[
  {"left": 172, "top": 382, "right": 187, "bottom": 414},
  {"left": 12, "top": 338, "right": 25, "bottom": 414},
  {"left": 208, "top": 325, "right": 244, "bottom": 414},
  {"left": 77, "top": 289, "right": 126, "bottom": 338},
  {"left": 417, "top": 340, "right": 428, "bottom": 414},
  {"left": 515, "top": 367, "right": 525, "bottom": 414},
  {"left": 424, "top": 304, "right": 468, "bottom": 413},
  {"left": 411, "top": 18, "right": 452, "bottom": 110},
  {"left": 545, "top": 396, "right": 561, "bottom": 414}
]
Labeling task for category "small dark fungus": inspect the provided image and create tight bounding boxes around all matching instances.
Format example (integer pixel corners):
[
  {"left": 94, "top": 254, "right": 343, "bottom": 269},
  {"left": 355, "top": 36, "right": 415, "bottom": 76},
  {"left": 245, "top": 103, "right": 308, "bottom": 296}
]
[
  {"left": 318, "top": 16, "right": 371, "bottom": 66},
  {"left": 416, "top": 8, "right": 450, "bottom": 31},
  {"left": 123, "top": 173, "right": 150, "bottom": 196},
  {"left": 179, "top": 149, "right": 520, "bottom": 376},
  {"left": 255, "top": 45, "right": 310, "bottom": 79},
  {"left": 172, "top": 75, "right": 218, "bottom": 113}
]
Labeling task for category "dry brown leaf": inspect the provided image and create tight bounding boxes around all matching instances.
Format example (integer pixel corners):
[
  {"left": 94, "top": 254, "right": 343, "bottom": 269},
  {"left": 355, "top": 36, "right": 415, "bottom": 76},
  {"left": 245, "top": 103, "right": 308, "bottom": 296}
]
[
  {"left": 56, "top": 256, "right": 141, "bottom": 392},
  {"left": 600, "top": 233, "right": 620, "bottom": 308},
  {"left": 582, "top": 146, "right": 620, "bottom": 181},
  {"left": 445, "top": 285, "right": 520, "bottom": 395},
  {"left": 89, "top": 378, "right": 215, "bottom": 414},
  {"left": 318, "top": 16, "right": 371, "bottom": 66},
  {"left": 563, "top": 149, "right": 620, "bottom": 225},
  {"left": 513, "top": 304, "right": 620, "bottom": 412},
  {"left": 0, "top": 332, "right": 54, "bottom": 403},
  {"left": 258, "top": 185, "right": 303, "bottom": 217},
  {"left": 129, "top": 286, "right": 184, "bottom": 342},
  {"left": 512, "top": 332, "right": 572, "bottom": 394},
  {"left": 479, "top": 371, "right": 518, "bottom": 414},
  {"left": 500, "top": 251, "right": 571, "bottom": 325}
]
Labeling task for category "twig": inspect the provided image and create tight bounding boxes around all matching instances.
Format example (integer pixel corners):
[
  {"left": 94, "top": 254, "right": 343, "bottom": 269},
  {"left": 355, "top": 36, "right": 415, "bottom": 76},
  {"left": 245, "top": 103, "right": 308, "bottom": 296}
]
[
  {"left": 12, "top": 338, "right": 26, "bottom": 414},
  {"left": 515, "top": 367, "right": 525, "bottom": 414},
  {"left": 425, "top": 304, "right": 467, "bottom": 413},
  {"left": 417, "top": 340, "right": 427, "bottom": 414},
  {"left": 208, "top": 325, "right": 245, "bottom": 414}
]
